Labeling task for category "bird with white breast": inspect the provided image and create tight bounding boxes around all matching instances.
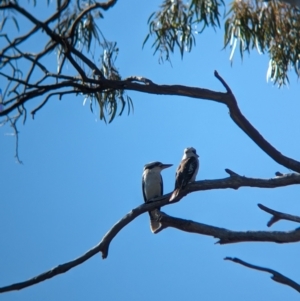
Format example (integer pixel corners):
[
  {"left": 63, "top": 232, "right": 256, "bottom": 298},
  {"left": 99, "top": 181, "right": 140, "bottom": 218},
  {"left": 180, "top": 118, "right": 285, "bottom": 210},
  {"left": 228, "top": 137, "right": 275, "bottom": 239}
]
[{"left": 142, "top": 161, "right": 173, "bottom": 233}]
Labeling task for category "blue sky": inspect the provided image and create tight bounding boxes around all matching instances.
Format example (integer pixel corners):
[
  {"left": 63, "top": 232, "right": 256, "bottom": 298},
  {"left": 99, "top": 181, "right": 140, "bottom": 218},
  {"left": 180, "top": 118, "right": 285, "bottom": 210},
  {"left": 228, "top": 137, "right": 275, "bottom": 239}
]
[{"left": 1, "top": 0, "right": 300, "bottom": 300}]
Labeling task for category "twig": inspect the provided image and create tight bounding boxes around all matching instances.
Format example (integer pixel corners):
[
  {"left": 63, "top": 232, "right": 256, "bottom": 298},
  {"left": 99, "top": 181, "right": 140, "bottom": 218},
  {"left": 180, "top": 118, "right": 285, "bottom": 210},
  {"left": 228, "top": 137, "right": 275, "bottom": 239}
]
[
  {"left": 69, "top": 0, "right": 118, "bottom": 39},
  {"left": 258, "top": 203, "right": 300, "bottom": 227},
  {"left": 8, "top": 115, "right": 23, "bottom": 164},
  {"left": 225, "top": 257, "right": 300, "bottom": 293},
  {"left": 214, "top": 70, "right": 232, "bottom": 94},
  {"left": 31, "top": 91, "right": 74, "bottom": 118},
  {"left": 224, "top": 168, "right": 239, "bottom": 176}
]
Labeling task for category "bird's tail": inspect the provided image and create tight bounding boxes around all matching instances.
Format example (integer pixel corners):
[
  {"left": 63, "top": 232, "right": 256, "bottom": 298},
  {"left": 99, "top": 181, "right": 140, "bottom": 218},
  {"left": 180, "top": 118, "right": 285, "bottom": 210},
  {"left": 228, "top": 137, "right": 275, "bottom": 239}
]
[
  {"left": 169, "top": 188, "right": 180, "bottom": 202},
  {"left": 149, "top": 209, "right": 161, "bottom": 233}
]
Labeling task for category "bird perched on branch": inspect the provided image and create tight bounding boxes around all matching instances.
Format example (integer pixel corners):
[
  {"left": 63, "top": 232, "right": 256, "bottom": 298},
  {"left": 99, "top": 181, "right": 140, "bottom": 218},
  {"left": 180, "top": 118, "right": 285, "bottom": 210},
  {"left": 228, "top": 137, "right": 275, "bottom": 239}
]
[
  {"left": 169, "top": 147, "right": 199, "bottom": 202},
  {"left": 142, "top": 161, "right": 172, "bottom": 233}
]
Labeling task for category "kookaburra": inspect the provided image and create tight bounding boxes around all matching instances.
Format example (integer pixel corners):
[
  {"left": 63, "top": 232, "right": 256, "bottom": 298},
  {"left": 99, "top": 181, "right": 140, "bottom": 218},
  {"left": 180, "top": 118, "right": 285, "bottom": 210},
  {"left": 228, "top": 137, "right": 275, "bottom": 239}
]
[
  {"left": 142, "top": 161, "right": 172, "bottom": 233},
  {"left": 169, "top": 147, "right": 199, "bottom": 202}
]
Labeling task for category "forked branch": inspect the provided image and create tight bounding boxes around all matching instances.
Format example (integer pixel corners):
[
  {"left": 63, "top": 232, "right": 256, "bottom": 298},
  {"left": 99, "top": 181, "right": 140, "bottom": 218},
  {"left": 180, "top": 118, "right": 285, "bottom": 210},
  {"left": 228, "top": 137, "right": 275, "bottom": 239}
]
[
  {"left": 213, "top": 71, "right": 300, "bottom": 173},
  {"left": 1, "top": 171, "right": 300, "bottom": 293},
  {"left": 158, "top": 213, "right": 300, "bottom": 244},
  {"left": 225, "top": 257, "right": 300, "bottom": 293},
  {"left": 3, "top": 69, "right": 299, "bottom": 174},
  {"left": 258, "top": 203, "right": 300, "bottom": 227}
]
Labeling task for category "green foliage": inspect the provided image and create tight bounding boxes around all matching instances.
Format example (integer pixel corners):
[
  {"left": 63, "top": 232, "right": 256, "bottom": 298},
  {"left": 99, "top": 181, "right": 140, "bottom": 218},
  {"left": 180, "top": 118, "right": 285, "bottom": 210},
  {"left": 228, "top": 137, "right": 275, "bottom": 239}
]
[
  {"left": 144, "top": 0, "right": 224, "bottom": 62},
  {"left": 144, "top": 0, "right": 300, "bottom": 86},
  {"left": 0, "top": 0, "right": 132, "bottom": 125},
  {"left": 1, "top": 0, "right": 300, "bottom": 132},
  {"left": 225, "top": 0, "right": 300, "bottom": 86},
  {"left": 86, "top": 42, "right": 134, "bottom": 123}
]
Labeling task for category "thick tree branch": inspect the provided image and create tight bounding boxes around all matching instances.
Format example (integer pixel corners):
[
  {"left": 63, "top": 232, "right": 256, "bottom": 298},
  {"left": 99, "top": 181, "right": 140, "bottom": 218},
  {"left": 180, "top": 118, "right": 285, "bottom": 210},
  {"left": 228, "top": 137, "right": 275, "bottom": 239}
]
[
  {"left": 0, "top": 200, "right": 160, "bottom": 293},
  {"left": 2, "top": 192, "right": 300, "bottom": 293},
  {"left": 2, "top": 193, "right": 300, "bottom": 293},
  {"left": 225, "top": 257, "right": 300, "bottom": 293},
  {"left": 2, "top": 170, "right": 300, "bottom": 293},
  {"left": 158, "top": 213, "right": 300, "bottom": 244},
  {"left": 213, "top": 71, "right": 300, "bottom": 173},
  {"left": 73, "top": 72, "right": 300, "bottom": 172},
  {"left": 0, "top": 75, "right": 225, "bottom": 116},
  {"left": 185, "top": 170, "right": 300, "bottom": 195},
  {"left": 258, "top": 203, "right": 300, "bottom": 227},
  {"left": 96, "top": 72, "right": 300, "bottom": 172}
]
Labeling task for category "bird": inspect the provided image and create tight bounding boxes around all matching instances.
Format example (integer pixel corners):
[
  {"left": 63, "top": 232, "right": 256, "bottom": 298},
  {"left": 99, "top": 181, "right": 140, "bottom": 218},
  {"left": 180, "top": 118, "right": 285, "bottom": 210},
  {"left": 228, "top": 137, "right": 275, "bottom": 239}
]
[
  {"left": 169, "top": 147, "right": 199, "bottom": 202},
  {"left": 142, "top": 161, "right": 173, "bottom": 233}
]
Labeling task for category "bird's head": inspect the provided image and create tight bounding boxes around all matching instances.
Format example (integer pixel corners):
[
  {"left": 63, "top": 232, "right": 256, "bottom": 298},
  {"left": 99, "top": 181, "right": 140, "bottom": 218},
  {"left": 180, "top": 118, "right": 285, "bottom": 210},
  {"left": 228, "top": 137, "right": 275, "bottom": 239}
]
[
  {"left": 183, "top": 147, "right": 199, "bottom": 159},
  {"left": 143, "top": 161, "right": 173, "bottom": 172}
]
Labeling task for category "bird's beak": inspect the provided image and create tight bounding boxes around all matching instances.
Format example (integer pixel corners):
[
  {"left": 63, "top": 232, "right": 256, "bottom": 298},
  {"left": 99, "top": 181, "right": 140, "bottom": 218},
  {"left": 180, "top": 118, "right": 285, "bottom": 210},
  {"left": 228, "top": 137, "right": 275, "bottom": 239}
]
[{"left": 162, "top": 164, "right": 173, "bottom": 169}]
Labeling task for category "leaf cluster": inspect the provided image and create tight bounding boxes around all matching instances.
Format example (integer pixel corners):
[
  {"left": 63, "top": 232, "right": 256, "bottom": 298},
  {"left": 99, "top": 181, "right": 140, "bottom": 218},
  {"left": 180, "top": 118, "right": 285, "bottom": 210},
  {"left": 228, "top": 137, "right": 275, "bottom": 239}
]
[
  {"left": 144, "top": 0, "right": 224, "bottom": 61},
  {"left": 225, "top": 0, "right": 300, "bottom": 86},
  {"left": 87, "top": 42, "right": 134, "bottom": 123},
  {"left": 144, "top": 0, "right": 300, "bottom": 85},
  {"left": 0, "top": 0, "right": 130, "bottom": 129}
]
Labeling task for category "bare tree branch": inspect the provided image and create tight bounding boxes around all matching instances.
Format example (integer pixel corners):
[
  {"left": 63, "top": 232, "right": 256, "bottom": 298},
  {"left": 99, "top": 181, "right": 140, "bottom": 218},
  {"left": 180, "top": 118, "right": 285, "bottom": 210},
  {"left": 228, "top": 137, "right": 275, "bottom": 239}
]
[
  {"left": 158, "top": 213, "right": 300, "bottom": 244},
  {"left": 6, "top": 70, "right": 297, "bottom": 173},
  {"left": 1, "top": 1, "right": 300, "bottom": 298},
  {"left": 69, "top": 0, "right": 118, "bottom": 39},
  {"left": 213, "top": 71, "right": 300, "bottom": 173},
  {"left": 0, "top": 200, "right": 158, "bottom": 293},
  {"left": 258, "top": 203, "right": 300, "bottom": 227},
  {"left": 1, "top": 3, "right": 300, "bottom": 173},
  {"left": 31, "top": 91, "right": 75, "bottom": 118},
  {"left": 0, "top": 76, "right": 226, "bottom": 116},
  {"left": 2, "top": 190, "right": 300, "bottom": 293},
  {"left": 2, "top": 2, "right": 71, "bottom": 47},
  {"left": 69, "top": 72, "right": 300, "bottom": 173},
  {"left": 225, "top": 257, "right": 300, "bottom": 293},
  {"left": 2, "top": 169, "right": 300, "bottom": 292},
  {"left": 185, "top": 170, "right": 300, "bottom": 195}
]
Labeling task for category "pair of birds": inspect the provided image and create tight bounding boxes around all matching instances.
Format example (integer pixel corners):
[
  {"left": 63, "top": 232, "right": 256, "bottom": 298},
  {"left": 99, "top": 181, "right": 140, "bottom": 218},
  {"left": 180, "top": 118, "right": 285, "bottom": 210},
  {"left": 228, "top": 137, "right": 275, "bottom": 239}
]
[{"left": 142, "top": 147, "right": 199, "bottom": 233}]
